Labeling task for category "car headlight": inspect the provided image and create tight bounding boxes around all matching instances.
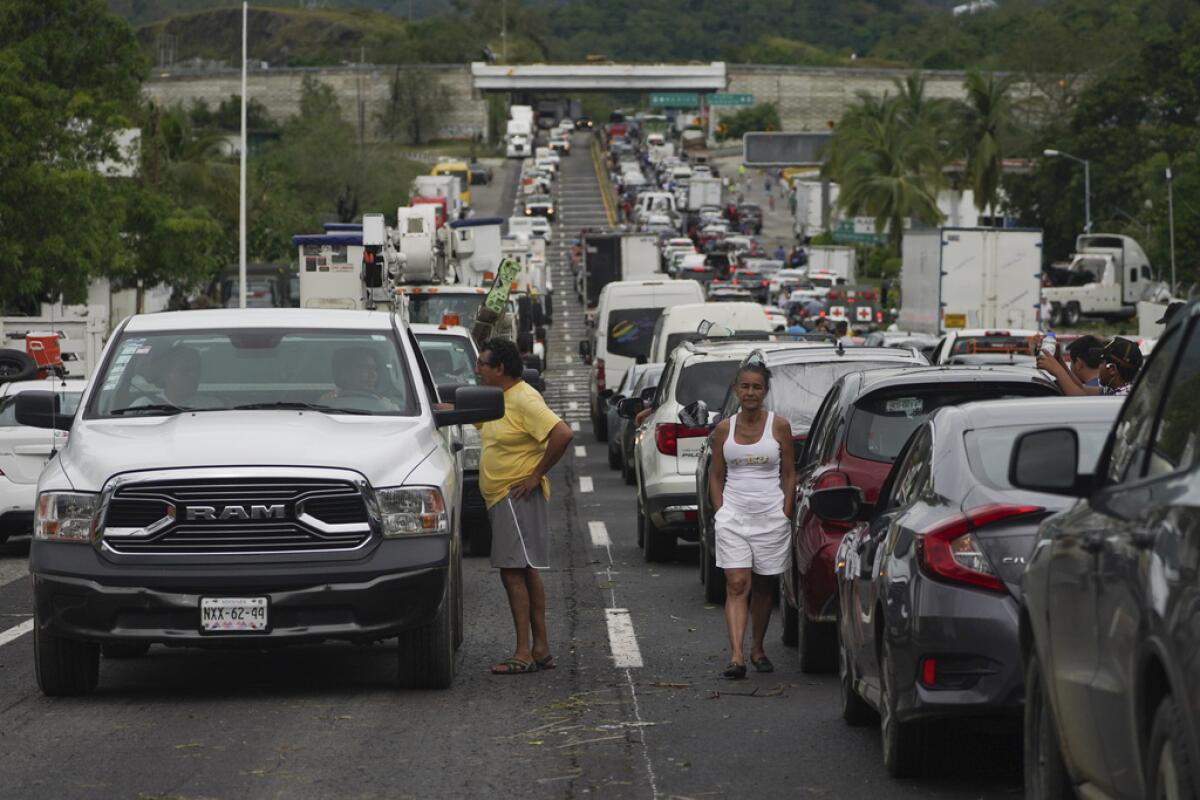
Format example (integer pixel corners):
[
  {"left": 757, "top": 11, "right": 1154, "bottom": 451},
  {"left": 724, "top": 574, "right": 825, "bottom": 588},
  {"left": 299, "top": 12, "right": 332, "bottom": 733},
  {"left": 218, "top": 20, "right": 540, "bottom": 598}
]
[
  {"left": 374, "top": 487, "right": 448, "bottom": 537},
  {"left": 35, "top": 491, "right": 99, "bottom": 542}
]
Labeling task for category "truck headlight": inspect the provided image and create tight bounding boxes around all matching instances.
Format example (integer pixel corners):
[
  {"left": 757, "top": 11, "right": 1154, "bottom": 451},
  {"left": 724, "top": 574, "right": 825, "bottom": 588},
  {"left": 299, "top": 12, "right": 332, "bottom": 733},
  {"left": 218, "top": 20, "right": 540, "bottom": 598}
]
[
  {"left": 462, "top": 426, "right": 482, "bottom": 470},
  {"left": 35, "top": 491, "right": 98, "bottom": 543},
  {"left": 374, "top": 487, "right": 448, "bottom": 537}
]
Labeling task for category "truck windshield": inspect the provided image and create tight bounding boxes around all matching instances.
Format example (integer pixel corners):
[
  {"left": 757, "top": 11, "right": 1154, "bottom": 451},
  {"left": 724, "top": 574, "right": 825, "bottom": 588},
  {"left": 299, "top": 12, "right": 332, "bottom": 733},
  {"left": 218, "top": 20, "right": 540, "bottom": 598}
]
[
  {"left": 406, "top": 294, "right": 494, "bottom": 326},
  {"left": 88, "top": 329, "right": 417, "bottom": 418}
]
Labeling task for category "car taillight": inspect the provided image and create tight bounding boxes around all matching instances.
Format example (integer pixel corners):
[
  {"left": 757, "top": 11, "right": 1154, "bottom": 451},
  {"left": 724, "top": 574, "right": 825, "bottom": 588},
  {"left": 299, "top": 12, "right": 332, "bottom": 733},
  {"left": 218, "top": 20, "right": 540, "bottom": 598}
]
[
  {"left": 876, "top": 311, "right": 883, "bottom": 322},
  {"left": 915, "top": 504, "right": 1043, "bottom": 593},
  {"left": 595, "top": 358, "right": 606, "bottom": 391},
  {"left": 655, "top": 423, "right": 710, "bottom": 456},
  {"left": 829, "top": 290, "right": 841, "bottom": 300}
]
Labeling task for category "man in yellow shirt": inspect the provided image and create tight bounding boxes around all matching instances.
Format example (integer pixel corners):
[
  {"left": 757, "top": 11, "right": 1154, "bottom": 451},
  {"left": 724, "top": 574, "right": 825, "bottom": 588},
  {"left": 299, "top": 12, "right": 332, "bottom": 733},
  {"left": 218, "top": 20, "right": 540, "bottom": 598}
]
[{"left": 474, "top": 338, "right": 574, "bottom": 675}]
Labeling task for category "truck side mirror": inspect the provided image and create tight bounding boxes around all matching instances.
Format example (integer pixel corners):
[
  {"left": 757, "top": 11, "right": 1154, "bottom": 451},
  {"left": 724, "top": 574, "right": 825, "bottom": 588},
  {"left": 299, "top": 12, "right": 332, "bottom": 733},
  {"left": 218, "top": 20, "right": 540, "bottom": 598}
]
[
  {"left": 434, "top": 386, "right": 505, "bottom": 428},
  {"left": 14, "top": 391, "right": 74, "bottom": 431}
]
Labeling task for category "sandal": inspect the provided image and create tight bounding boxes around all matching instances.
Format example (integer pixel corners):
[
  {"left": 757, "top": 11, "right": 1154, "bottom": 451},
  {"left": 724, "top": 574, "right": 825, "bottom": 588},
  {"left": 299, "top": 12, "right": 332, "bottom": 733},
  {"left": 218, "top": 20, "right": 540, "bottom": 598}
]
[
  {"left": 535, "top": 654, "right": 557, "bottom": 671},
  {"left": 491, "top": 658, "right": 537, "bottom": 675},
  {"left": 751, "top": 655, "right": 775, "bottom": 673},
  {"left": 722, "top": 661, "right": 747, "bottom": 680}
]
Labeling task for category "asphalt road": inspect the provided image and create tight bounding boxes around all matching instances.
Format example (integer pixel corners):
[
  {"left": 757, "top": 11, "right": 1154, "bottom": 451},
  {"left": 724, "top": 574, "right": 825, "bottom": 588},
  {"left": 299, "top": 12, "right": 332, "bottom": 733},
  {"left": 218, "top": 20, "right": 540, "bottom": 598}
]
[{"left": 0, "top": 135, "right": 1022, "bottom": 799}]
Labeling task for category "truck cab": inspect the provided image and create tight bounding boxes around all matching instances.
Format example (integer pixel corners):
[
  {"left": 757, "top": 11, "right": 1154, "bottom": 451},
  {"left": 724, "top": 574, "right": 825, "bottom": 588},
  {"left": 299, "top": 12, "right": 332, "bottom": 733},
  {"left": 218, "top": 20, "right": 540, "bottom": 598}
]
[
  {"left": 1043, "top": 233, "right": 1168, "bottom": 325},
  {"left": 16, "top": 308, "right": 504, "bottom": 695}
]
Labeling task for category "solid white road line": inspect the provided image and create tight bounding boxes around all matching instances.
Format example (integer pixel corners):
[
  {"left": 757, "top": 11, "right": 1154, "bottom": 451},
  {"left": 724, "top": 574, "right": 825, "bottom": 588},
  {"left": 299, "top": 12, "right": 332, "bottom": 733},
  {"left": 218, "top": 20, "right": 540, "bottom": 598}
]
[
  {"left": 579, "top": 475, "right": 594, "bottom": 493},
  {"left": 588, "top": 520, "right": 612, "bottom": 547},
  {"left": 574, "top": 445, "right": 587, "bottom": 458},
  {"left": 0, "top": 619, "right": 34, "bottom": 648},
  {"left": 605, "top": 609, "right": 644, "bottom": 668}
]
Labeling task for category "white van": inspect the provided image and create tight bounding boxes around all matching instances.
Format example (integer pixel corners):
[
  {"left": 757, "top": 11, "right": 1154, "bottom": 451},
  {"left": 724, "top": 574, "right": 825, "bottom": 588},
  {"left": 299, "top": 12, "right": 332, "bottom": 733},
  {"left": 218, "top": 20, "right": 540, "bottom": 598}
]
[
  {"left": 586, "top": 279, "right": 704, "bottom": 440},
  {"left": 648, "top": 302, "right": 774, "bottom": 364}
]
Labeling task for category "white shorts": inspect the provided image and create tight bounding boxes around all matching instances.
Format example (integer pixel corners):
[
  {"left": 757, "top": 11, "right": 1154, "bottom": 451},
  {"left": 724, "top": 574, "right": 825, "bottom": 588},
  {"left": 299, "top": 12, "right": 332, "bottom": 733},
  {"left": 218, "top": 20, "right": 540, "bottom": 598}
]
[{"left": 714, "top": 504, "right": 791, "bottom": 575}]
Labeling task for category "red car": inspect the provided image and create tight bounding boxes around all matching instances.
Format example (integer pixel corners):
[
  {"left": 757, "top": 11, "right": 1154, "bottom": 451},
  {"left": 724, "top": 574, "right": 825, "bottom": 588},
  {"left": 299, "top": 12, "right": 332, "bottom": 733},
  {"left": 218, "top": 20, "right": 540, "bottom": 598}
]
[{"left": 783, "top": 366, "right": 1060, "bottom": 672}]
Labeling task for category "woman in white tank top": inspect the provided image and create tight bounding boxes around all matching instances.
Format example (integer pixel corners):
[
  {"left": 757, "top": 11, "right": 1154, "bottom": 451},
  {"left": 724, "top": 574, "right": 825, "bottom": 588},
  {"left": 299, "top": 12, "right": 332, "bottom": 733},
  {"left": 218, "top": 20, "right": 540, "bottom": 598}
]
[{"left": 707, "top": 359, "right": 797, "bottom": 679}]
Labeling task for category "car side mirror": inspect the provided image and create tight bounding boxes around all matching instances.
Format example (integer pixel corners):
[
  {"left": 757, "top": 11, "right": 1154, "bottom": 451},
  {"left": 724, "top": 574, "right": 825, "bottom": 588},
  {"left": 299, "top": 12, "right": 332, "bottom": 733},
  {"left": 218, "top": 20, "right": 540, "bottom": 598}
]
[
  {"left": 810, "top": 486, "right": 872, "bottom": 523},
  {"left": 678, "top": 399, "right": 709, "bottom": 429},
  {"left": 434, "top": 386, "right": 505, "bottom": 428},
  {"left": 437, "top": 383, "right": 465, "bottom": 404},
  {"left": 14, "top": 391, "right": 74, "bottom": 431},
  {"left": 639, "top": 386, "right": 657, "bottom": 404},
  {"left": 1009, "top": 428, "right": 1087, "bottom": 495},
  {"left": 617, "top": 396, "right": 645, "bottom": 419}
]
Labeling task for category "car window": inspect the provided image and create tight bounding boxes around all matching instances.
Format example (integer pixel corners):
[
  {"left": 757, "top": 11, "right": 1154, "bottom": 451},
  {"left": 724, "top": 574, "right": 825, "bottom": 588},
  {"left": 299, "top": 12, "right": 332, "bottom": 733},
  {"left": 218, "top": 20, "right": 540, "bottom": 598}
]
[
  {"left": 768, "top": 361, "right": 901, "bottom": 437},
  {"left": 606, "top": 307, "right": 664, "bottom": 360},
  {"left": 1107, "top": 327, "right": 1182, "bottom": 482},
  {"left": 847, "top": 385, "right": 1052, "bottom": 464},
  {"left": 883, "top": 425, "right": 933, "bottom": 510},
  {"left": 675, "top": 360, "right": 740, "bottom": 410},
  {"left": 1145, "top": 322, "right": 1200, "bottom": 477},
  {"left": 415, "top": 334, "right": 478, "bottom": 387},
  {"left": 966, "top": 422, "right": 1113, "bottom": 489},
  {"left": 802, "top": 384, "right": 842, "bottom": 468}
]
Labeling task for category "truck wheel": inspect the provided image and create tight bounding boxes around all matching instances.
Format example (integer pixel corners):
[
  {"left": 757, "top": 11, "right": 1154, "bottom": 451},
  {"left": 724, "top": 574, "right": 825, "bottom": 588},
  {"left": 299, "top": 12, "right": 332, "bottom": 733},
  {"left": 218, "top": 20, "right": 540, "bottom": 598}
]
[
  {"left": 101, "top": 642, "right": 151, "bottom": 659},
  {"left": 1048, "top": 302, "right": 1062, "bottom": 327},
  {"left": 396, "top": 582, "right": 456, "bottom": 690},
  {"left": 1063, "top": 302, "right": 1081, "bottom": 327},
  {"left": 0, "top": 349, "right": 37, "bottom": 382},
  {"left": 34, "top": 617, "right": 99, "bottom": 696}
]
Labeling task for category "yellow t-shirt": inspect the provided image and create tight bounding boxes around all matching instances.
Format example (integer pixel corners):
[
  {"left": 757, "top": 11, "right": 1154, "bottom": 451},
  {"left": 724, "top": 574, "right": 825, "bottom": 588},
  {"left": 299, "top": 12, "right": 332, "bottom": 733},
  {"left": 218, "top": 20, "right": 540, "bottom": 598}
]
[{"left": 478, "top": 381, "right": 562, "bottom": 508}]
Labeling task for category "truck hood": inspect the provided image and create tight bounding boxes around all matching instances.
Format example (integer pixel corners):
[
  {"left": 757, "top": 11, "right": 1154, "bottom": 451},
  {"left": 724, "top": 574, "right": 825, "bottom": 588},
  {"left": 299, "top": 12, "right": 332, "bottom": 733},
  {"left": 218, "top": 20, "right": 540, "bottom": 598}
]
[{"left": 59, "top": 412, "right": 436, "bottom": 492}]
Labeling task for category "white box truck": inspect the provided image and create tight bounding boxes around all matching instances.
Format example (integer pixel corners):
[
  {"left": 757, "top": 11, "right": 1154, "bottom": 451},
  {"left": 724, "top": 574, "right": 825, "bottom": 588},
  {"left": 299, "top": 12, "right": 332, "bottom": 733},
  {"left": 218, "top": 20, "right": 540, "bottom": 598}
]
[
  {"left": 806, "top": 245, "right": 857, "bottom": 283},
  {"left": 899, "top": 227, "right": 1043, "bottom": 334},
  {"left": 686, "top": 176, "right": 722, "bottom": 211},
  {"left": 793, "top": 179, "right": 840, "bottom": 240}
]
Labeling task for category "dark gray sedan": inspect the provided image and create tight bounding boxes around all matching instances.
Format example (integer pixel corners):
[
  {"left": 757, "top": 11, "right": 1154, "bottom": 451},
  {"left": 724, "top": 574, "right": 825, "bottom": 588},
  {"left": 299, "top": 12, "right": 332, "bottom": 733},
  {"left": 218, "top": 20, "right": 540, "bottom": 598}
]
[{"left": 820, "top": 396, "right": 1121, "bottom": 778}]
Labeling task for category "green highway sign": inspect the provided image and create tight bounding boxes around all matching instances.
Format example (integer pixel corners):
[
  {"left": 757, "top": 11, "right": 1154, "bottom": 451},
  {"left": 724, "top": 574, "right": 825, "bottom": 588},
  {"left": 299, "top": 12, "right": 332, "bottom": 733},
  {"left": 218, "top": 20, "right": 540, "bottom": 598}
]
[
  {"left": 709, "top": 93, "right": 754, "bottom": 107},
  {"left": 649, "top": 92, "right": 699, "bottom": 107}
]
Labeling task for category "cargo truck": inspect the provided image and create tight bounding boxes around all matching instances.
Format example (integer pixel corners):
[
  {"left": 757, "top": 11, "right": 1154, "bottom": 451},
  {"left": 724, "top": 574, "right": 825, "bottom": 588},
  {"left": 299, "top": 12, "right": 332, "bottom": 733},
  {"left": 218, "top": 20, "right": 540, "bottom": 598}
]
[
  {"left": 899, "top": 227, "right": 1043, "bottom": 334},
  {"left": 686, "top": 176, "right": 722, "bottom": 212},
  {"left": 579, "top": 233, "right": 661, "bottom": 309}
]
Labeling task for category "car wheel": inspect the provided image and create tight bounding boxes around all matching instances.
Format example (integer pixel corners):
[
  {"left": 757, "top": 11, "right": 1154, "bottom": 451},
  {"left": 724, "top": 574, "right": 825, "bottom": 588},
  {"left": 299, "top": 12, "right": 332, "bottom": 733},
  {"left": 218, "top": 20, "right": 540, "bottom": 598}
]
[
  {"left": 34, "top": 615, "right": 99, "bottom": 696},
  {"left": 396, "top": 581, "right": 455, "bottom": 690},
  {"left": 838, "top": 613, "right": 875, "bottom": 726},
  {"left": 1147, "top": 695, "right": 1197, "bottom": 800},
  {"left": 1024, "top": 650, "right": 1073, "bottom": 799},
  {"left": 101, "top": 642, "right": 151, "bottom": 659},
  {"left": 880, "top": 640, "right": 932, "bottom": 778},
  {"left": 702, "top": 537, "right": 725, "bottom": 604},
  {"left": 1048, "top": 302, "right": 1062, "bottom": 328},
  {"left": 641, "top": 506, "right": 674, "bottom": 563},
  {"left": 1063, "top": 302, "right": 1081, "bottom": 327},
  {"left": 0, "top": 348, "right": 37, "bottom": 382},
  {"left": 621, "top": 457, "right": 636, "bottom": 486},
  {"left": 607, "top": 437, "right": 622, "bottom": 470},
  {"left": 799, "top": 615, "right": 837, "bottom": 673},
  {"left": 592, "top": 412, "right": 608, "bottom": 442},
  {"left": 780, "top": 565, "right": 799, "bottom": 646}
]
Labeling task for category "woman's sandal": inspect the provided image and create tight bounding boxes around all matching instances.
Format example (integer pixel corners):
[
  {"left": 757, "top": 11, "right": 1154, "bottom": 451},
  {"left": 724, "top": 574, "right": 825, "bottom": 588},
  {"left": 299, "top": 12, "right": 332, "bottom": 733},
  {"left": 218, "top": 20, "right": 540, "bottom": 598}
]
[
  {"left": 491, "top": 658, "right": 537, "bottom": 675},
  {"left": 535, "top": 654, "right": 557, "bottom": 671},
  {"left": 722, "top": 661, "right": 747, "bottom": 679},
  {"left": 751, "top": 655, "right": 775, "bottom": 673}
]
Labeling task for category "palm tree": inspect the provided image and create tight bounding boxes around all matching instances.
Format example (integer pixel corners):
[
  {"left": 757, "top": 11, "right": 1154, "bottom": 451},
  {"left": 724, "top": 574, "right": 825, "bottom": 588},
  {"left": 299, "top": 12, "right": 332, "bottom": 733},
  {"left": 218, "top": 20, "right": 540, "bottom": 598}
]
[
  {"left": 958, "top": 70, "right": 1018, "bottom": 220},
  {"left": 830, "top": 97, "right": 946, "bottom": 256}
]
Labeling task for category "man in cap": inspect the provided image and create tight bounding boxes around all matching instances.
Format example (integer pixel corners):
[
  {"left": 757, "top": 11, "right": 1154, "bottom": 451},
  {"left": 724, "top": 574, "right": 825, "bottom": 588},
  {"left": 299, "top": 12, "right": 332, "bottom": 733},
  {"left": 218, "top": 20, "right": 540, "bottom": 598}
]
[{"left": 1037, "top": 336, "right": 1143, "bottom": 396}]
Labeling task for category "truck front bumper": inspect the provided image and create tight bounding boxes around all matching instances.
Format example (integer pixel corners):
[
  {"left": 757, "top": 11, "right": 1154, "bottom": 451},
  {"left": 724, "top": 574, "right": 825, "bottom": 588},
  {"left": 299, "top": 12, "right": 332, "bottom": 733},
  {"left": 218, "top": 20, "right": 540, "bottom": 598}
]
[{"left": 30, "top": 537, "right": 449, "bottom": 647}]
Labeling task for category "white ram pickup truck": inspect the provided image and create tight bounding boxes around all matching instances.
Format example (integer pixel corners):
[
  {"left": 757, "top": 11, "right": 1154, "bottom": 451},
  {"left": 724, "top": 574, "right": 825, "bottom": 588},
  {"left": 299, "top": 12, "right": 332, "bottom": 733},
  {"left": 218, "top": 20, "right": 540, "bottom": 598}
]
[{"left": 16, "top": 308, "right": 503, "bottom": 695}]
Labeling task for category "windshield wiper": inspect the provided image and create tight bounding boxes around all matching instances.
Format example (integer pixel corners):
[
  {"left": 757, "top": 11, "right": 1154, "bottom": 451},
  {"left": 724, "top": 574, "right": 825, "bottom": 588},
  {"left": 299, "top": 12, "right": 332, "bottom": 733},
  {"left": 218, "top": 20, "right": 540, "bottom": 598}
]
[
  {"left": 110, "top": 404, "right": 192, "bottom": 416},
  {"left": 232, "top": 401, "right": 371, "bottom": 415}
]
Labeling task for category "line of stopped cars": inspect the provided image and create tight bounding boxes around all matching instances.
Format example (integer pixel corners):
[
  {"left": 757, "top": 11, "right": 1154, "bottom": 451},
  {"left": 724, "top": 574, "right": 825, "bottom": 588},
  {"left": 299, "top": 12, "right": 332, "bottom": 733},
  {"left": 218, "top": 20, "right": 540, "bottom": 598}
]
[{"left": 601, "top": 300, "right": 1200, "bottom": 796}]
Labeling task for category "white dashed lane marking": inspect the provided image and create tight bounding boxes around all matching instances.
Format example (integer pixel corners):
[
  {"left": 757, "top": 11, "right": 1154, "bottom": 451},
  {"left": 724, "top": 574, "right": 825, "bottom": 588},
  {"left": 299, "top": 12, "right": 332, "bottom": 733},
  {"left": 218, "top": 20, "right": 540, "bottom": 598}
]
[
  {"left": 579, "top": 476, "right": 594, "bottom": 493},
  {"left": 574, "top": 445, "right": 587, "bottom": 458},
  {"left": 0, "top": 619, "right": 34, "bottom": 647},
  {"left": 605, "top": 609, "right": 644, "bottom": 668},
  {"left": 570, "top": 421, "right": 580, "bottom": 432},
  {"left": 588, "top": 520, "right": 611, "bottom": 547}
]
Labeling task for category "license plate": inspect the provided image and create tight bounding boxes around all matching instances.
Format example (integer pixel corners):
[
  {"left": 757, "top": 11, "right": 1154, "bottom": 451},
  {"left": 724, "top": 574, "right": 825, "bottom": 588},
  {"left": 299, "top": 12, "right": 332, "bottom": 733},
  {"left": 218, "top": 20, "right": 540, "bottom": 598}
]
[
  {"left": 678, "top": 438, "right": 705, "bottom": 459},
  {"left": 200, "top": 597, "right": 268, "bottom": 632}
]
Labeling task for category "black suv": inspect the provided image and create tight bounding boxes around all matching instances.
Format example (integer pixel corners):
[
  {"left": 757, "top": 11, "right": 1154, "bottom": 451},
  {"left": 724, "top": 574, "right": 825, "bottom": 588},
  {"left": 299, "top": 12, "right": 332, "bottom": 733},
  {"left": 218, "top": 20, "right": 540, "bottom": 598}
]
[{"left": 1018, "top": 299, "right": 1200, "bottom": 799}]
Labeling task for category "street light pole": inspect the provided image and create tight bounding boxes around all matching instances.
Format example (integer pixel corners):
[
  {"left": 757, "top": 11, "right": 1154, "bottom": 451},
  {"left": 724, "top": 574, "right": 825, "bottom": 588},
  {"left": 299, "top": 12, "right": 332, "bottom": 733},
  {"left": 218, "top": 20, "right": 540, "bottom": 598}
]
[
  {"left": 1044, "top": 149, "right": 1091, "bottom": 234},
  {"left": 239, "top": 0, "right": 248, "bottom": 309},
  {"left": 1167, "top": 165, "right": 1177, "bottom": 294}
]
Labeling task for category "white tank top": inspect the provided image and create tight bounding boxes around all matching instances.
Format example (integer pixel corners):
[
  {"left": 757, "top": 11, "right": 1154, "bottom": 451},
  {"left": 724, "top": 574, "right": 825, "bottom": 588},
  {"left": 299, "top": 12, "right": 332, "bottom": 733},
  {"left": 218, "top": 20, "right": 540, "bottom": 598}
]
[{"left": 722, "top": 411, "right": 784, "bottom": 514}]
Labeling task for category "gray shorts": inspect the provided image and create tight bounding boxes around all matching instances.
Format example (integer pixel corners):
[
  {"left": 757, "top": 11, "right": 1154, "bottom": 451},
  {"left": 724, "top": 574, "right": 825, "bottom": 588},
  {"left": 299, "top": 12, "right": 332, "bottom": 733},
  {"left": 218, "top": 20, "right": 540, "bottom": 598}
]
[{"left": 487, "top": 492, "right": 550, "bottom": 569}]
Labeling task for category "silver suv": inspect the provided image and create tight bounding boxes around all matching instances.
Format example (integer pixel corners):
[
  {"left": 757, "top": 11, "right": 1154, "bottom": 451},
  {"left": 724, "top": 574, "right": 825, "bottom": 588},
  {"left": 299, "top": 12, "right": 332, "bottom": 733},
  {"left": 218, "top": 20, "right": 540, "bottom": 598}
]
[{"left": 16, "top": 309, "right": 503, "bottom": 695}]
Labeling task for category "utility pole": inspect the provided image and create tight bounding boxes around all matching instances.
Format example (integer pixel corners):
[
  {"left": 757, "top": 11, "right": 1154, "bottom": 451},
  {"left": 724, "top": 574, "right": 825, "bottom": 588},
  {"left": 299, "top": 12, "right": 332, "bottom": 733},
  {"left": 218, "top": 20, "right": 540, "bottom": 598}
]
[
  {"left": 1167, "top": 165, "right": 1177, "bottom": 295},
  {"left": 239, "top": 1, "right": 248, "bottom": 309}
]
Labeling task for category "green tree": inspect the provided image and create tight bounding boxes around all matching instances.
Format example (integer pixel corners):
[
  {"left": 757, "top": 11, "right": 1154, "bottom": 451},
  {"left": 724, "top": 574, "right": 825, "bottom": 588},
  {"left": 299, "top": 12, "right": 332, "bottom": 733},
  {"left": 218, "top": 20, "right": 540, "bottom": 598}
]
[
  {"left": 0, "top": 0, "right": 146, "bottom": 309},
  {"left": 717, "top": 103, "right": 781, "bottom": 140},
  {"left": 376, "top": 68, "right": 450, "bottom": 144},
  {"left": 956, "top": 70, "right": 1017, "bottom": 218},
  {"left": 829, "top": 98, "right": 945, "bottom": 255}
]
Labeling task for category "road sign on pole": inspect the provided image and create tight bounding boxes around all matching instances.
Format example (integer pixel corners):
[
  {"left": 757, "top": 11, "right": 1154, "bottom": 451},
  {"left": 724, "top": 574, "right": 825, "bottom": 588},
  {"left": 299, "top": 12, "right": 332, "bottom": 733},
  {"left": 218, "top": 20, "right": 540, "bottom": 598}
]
[
  {"left": 708, "top": 93, "right": 754, "bottom": 107},
  {"left": 649, "top": 92, "right": 699, "bottom": 108}
]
